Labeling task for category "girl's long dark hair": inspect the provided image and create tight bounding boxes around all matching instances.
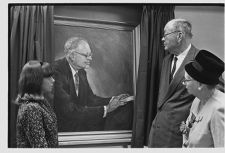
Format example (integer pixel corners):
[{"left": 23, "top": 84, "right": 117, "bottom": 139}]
[
  {"left": 18, "top": 61, "right": 44, "bottom": 98},
  {"left": 15, "top": 60, "right": 54, "bottom": 104}
]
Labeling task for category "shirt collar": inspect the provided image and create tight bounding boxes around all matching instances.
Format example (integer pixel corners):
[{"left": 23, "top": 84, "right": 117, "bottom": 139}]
[
  {"left": 68, "top": 63, "right": 78, "bottom": 76},
  {"left": 176, "top": 44, "right": 191, "bottom": 60}
]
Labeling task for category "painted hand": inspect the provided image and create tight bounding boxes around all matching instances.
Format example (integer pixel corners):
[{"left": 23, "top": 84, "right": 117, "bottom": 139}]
[{"left": 106, "top": 96, "right": 123, "bottom": 113}]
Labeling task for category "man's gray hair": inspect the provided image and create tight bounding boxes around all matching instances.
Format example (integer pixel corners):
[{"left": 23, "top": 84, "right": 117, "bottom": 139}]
[
  {"left": 64, "top": 37, "right": 88, "bottom": 54},
  {"left": 172, "top": 18, "right": 193, "bottom": 38}
]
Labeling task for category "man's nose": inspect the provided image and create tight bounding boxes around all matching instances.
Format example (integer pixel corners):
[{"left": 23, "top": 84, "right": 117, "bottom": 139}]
[
  {"left": 87, "top": 56, "right": 92, "bottom": 60},
  {"left": 51, "top": 77, "right": 55, "bottom": 83}
]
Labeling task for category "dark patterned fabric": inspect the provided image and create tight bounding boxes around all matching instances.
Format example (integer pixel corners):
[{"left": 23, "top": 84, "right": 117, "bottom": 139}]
[{"left": 16, "top": 94, "right": 58, "bottom": 148}]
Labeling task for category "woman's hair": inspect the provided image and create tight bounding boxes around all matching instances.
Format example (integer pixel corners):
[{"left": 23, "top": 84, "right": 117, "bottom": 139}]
[
  {"left": 18, "top": 60, "right": 53, "bottom": 97},
  {"left": 41, "top": 61, "right": 54, "bottom": 78}
]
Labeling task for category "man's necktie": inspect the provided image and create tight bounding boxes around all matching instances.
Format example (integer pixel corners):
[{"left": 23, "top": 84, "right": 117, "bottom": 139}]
[
  {"left": 170, "top": 56, "right": 178, "bottom": 83},
  {"left": 74, "top": 73, "right": 79, "bottom": 96}
]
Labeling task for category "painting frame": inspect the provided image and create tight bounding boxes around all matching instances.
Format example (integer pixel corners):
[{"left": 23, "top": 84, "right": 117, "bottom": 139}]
[{"left": 54, "top": 15, "right": 140, "bottom": 147}]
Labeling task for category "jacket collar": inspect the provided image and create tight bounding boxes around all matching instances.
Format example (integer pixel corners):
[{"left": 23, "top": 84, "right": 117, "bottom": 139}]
[{"left": 158, "top": 45, "right": 198, "bottom": 109}]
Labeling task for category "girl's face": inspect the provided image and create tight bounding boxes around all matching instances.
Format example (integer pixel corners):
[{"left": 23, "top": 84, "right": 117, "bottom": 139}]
[{"left": 41, "top": 76, "right": 55, "bottom": 94}]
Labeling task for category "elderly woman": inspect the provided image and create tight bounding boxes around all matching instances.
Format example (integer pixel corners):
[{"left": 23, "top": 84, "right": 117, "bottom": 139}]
[
  {"left": 15, "top": 60, "right": 58, "bottom": 148},
  {"left": 180, "top": 50, "right": 224, "bottom": 147}
]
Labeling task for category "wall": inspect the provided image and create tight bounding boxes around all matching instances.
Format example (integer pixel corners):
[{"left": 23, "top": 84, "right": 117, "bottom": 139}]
[{"left": 175, "top": 5, "right": 224, "bottom": 61}]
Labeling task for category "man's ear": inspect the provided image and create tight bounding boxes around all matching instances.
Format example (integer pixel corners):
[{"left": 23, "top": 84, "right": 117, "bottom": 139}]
[
  {"left": 176, "top": 32, "right": 183, "bottom": 43},
  {"left": 178, "top": 32, "right": 184, "bottom": 40}
]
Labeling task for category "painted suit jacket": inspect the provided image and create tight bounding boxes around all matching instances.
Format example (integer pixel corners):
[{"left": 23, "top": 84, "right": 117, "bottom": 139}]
[{"left": 53, "top": 58, "right": 110, "bottom": 132}]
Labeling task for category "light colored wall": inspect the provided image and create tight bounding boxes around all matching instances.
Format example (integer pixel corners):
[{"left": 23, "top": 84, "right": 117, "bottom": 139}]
[{"left": 175, "top": 6, "right": 224, "bottom": 61}]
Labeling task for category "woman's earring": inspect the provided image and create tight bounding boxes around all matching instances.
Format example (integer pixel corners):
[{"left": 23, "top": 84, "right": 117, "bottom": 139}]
[{"left": 198, "top": 87, "right": 202, "bottom": 90}]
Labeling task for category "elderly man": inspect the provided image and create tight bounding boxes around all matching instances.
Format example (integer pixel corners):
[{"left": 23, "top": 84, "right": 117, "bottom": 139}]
[
  {"left": 148, "top": 19, "right": 199, "bottom": 147},
  {"left": 53, "top": 37, "right": 132, "bottom": 132}
]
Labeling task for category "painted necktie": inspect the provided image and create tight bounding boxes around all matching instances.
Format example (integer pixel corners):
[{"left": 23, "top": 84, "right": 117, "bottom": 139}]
[{"left": 74, "top": 73, "right": 79, "bottom": 96}]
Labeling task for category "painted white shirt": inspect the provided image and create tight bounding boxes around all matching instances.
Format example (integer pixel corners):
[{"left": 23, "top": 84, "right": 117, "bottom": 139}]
[
  {"left": 68, "top": 62, "right": 108, "bottom": 118},
  {"left": 68, "top": 63, "right": 79, "bottom": 95}
]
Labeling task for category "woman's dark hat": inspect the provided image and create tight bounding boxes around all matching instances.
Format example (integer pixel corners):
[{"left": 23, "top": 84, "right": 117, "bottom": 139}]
[{"left": 185, "top": 50, "right": 224, "bottom": 85}]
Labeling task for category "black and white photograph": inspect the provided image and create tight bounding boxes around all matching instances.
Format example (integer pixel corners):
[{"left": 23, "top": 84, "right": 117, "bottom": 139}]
[{"left": 3, "top": 1, "right": 225, "bottom": 150}]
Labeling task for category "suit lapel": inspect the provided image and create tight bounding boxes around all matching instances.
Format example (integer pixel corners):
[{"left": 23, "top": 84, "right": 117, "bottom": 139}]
[
  {"left": 157, "top": 54, "right": 173, "bottom": 107},
  {"left": 158, "top": 45, "right": 198, "bottom": 109},
  {"left": 78, "top": 70, "right": 85, "bottom": 98},
  {"left": 78, "top": 69, "right": 90, "bottom": 106},
  {"left": 63, "top": 58, "right": 78, "bottom": 98},
  {"left": 78, "top": 70, "right": 87, "bottom": 89}
]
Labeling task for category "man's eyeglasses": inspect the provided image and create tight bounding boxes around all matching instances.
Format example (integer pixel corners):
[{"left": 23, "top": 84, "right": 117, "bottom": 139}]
[
  {"left": 182, "top": 79, "right": 194, "bottom": 85},
  {"left": 73, "top": 51, "right": 93, "bottom": 58},
  {"left": 163, "top": 31, "right": 181, "bottom": 38}
]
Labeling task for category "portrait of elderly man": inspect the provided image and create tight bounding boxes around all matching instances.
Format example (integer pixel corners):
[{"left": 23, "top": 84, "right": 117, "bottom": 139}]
[{"left": 53, "top": 37, "right": 133, "bottom": 132}]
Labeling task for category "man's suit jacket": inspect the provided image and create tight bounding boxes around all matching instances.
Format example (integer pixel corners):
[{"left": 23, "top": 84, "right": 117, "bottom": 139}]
[
  {"left": 53, "top": 58, "right": 110, "bottom": 132},
  {"left": 148, "top": 45, "right": 199, "bottom": 147}
]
